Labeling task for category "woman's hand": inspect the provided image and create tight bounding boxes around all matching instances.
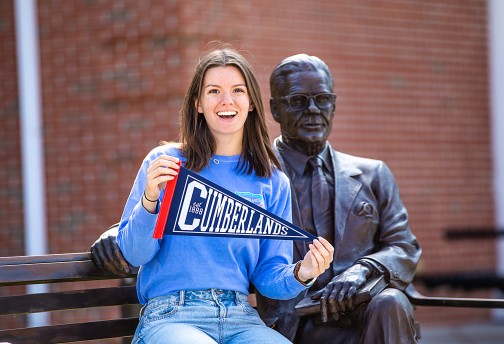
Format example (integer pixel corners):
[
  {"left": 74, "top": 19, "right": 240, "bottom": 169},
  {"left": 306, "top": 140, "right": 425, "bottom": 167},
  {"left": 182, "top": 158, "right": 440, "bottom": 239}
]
[
  {"left": 142, "top": 155, "right": 180, "bottom": 213},
  {"left": 297, "top": 237, "right": 334, "bottom": 282}
]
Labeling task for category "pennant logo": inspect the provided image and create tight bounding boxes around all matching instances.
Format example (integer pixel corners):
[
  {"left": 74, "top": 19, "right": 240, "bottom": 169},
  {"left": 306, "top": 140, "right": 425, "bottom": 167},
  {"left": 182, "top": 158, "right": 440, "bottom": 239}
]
[{"left": 153, "top": 164, "right": 316, "bottom": 241}]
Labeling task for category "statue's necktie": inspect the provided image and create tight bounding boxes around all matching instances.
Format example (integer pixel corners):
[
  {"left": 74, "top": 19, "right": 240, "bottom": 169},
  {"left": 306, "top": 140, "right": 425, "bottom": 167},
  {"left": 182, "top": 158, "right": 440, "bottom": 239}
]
[
  {"left": 308, "top": 156, "right": 334, "bottom": 288},
  {"left": 308, "top": 156, "right": 332, "bottom": 238}
]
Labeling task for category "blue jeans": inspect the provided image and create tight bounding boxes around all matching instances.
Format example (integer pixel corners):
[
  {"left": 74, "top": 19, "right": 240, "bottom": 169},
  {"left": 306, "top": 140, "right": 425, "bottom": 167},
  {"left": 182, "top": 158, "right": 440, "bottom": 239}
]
[{"left": 132, "top": 289, "right": 292, "bottom": 344}]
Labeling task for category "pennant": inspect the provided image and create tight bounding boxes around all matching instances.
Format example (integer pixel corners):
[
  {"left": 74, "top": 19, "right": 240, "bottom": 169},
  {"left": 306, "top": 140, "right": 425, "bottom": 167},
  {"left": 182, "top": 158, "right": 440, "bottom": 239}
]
[{"left": 153, "top": 164, "right": 316, "bottom": 241}]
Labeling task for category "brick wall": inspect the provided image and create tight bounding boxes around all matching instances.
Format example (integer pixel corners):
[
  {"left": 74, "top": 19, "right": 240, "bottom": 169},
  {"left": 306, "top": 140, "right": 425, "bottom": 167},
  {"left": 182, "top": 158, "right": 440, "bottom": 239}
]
[
  {"left": 0, "top": 0, "right": 26, "bottom": 331},
  {"left": 0, "top": 0, "right": 23, "bottom": 257},
  {"left": 0, "top": 0, "right": 493, "bottom": 328}
]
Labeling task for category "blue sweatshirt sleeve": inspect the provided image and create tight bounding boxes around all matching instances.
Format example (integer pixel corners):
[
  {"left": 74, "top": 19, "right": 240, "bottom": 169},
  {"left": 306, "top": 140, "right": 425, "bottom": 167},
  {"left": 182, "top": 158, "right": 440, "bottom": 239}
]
[
  {"left": 117, "top": 151, "right": 164, "bottom": 267},
  {"left": 250, "top": 171, "right": 306, "bottom": 299}
]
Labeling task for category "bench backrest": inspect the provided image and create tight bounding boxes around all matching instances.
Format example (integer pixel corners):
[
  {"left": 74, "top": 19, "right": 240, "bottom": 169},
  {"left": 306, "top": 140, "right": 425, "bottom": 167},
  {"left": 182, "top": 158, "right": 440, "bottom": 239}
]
[{"left": 0, "top": 253, "right": 139, "bottom": 343}]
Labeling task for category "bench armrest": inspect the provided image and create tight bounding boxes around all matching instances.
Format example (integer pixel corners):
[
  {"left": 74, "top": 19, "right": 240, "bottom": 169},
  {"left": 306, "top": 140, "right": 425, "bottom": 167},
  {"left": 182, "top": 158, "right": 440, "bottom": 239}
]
[{"left": 405, "top": 283, "right": 504, "bottom": 308}]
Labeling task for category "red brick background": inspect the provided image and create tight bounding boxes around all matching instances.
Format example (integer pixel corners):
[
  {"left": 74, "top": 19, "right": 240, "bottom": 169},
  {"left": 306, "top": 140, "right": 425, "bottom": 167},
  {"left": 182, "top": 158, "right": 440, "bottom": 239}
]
[{"left": 0, "top": 0, "right": 494, "bottom": 330}]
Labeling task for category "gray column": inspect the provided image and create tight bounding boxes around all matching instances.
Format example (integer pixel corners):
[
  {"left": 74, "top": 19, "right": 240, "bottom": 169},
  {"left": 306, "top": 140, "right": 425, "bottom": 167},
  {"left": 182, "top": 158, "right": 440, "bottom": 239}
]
[
  {"left": 489, "top": 0, "right": 504, "bottom": 320},
  {"left": 15, "top": 0, "right": 49, "bottom": 326}
]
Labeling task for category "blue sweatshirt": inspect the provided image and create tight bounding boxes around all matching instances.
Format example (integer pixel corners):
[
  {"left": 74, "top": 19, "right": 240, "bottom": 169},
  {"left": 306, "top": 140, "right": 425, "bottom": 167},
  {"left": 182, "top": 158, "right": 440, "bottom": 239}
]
[{"left": 117, "top": 144, "right": 307, "bottom": 305}]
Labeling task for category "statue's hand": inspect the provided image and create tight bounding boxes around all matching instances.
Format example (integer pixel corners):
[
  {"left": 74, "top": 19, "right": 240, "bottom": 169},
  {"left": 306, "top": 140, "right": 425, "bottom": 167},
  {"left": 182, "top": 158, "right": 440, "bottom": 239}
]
[
  {"left": 90, "top": 224, "right": 133, "bottom": 277},
  {"left": 311, "top": 263, "right": 370, "bottom": 322}
]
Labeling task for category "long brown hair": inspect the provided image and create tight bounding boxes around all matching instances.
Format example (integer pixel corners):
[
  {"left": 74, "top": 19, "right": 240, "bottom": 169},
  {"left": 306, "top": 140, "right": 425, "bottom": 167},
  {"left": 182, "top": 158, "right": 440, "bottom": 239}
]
[{"left": 179, "top": 46, "right": 280, "bottom": 177}]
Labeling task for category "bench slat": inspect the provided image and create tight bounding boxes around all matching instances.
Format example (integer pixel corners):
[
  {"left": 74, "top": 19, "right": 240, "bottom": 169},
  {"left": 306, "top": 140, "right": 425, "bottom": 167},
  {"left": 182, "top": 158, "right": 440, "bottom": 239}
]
[
  {"left": 0, "top": 260, "right": 133, "bottom": 286},
  {"left": 0, "top": 286, "right": 138, "bottom": 315},
  {"left": 0, "top": 252, "right": 91, "bottom": 266},
  {"left": 0, "top": 318, "right": 138, "bottom": 344}
]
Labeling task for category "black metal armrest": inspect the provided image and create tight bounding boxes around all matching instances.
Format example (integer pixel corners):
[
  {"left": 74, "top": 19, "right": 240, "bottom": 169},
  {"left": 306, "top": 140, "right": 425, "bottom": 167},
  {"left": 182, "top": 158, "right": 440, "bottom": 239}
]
[{"left": 405, "top": 283, "right": 504, "bottom": 308}]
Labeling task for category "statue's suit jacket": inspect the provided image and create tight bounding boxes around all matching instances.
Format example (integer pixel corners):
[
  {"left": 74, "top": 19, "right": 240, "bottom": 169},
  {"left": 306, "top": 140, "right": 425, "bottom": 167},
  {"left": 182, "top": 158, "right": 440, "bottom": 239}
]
[{"left": 255, "top": 137, "right": 422, "bottom": 341}]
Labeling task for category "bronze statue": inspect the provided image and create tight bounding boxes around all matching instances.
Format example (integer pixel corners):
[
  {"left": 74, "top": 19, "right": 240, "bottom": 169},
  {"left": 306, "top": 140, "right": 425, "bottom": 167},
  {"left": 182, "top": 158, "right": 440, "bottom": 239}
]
[
  {"left": 255, "top": 54, "right": 422, "bottom": 343},
  {"left": 91, "top": 53, "right": 422, "bottom": 344}
]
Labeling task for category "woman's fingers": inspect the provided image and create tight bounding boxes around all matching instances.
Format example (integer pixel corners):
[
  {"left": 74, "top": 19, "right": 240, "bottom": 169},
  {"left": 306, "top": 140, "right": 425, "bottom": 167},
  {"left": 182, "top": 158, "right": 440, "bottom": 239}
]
[
  {"left": 307, "top": 244, "right": 323, "bottom": 273},
  {"left": 316, "top": 237, "right": 334, "bottom": 261},
  {"left": 147, "top": 156, "right": 180, "bottom": 176},
  {"left": 145, "top": 156, "right": 180, "bottom": 198},
  {"left": 308, "top": 238, "right": 334, "bottom": 272}
]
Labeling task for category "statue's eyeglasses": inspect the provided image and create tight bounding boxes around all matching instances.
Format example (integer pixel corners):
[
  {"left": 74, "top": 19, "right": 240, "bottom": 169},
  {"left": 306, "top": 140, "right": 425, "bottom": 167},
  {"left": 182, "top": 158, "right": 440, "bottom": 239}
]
[{"left": 277, "top": 93, "right": 336, "bottom": 111}]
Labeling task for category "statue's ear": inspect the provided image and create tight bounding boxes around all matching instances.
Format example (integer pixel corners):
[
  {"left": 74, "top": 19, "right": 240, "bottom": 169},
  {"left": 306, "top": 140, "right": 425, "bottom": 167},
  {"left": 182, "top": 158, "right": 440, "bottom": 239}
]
[{"left": 270, "top": 98, "right": 281, "bottom": 124}]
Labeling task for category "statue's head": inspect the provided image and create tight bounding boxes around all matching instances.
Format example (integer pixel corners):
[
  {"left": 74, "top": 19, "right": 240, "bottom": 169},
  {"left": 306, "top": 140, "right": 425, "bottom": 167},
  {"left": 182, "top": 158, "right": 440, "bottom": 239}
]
[{"left": 270, "top": 54, "right": 336, "bottom": 156}]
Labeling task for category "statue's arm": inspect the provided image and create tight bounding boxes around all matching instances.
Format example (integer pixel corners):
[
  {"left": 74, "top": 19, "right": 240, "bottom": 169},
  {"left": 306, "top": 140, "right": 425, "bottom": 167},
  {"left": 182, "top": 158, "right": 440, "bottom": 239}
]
[
  {"left": 90, "top": 223, "right": 134, "bottom": 277},
  {"left": 360, "top": 161, "right": 422, "bottom": 289}
]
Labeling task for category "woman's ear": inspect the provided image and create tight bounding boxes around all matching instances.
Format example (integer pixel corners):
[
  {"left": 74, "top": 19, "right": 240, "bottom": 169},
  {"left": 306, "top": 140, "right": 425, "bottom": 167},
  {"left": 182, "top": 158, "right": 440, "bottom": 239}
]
[
  {"left": 249, "top": 103, "right": 254, "bottom": 112},
  {"left": 195, "top": 98, "right": 203, "bottom": 113}
]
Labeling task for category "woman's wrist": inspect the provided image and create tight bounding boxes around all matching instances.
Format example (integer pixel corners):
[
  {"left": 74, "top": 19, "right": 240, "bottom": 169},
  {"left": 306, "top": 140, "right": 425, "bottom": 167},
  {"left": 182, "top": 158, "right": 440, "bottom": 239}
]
[
  {"left": 142, "top": 190, "right": 158, "bottom": 214},
  {"left": 143, "top": 190, "right": 158, "bottom": 203},
  {"left": 294, "top": 261, "right": 317, "bottom": 287}
]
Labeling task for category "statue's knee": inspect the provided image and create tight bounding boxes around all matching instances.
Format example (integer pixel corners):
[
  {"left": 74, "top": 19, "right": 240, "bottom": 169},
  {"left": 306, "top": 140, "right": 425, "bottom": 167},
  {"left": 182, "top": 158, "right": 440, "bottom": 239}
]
[{"left": 367, "top": 288, "right": 411, "bottom": 315}]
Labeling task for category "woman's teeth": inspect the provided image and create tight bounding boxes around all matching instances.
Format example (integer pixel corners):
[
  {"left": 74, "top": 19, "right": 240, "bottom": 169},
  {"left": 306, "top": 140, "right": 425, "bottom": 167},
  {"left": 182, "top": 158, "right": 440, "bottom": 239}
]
[{"left": 217, "top": 111, "right": 237, "bottom": 118}]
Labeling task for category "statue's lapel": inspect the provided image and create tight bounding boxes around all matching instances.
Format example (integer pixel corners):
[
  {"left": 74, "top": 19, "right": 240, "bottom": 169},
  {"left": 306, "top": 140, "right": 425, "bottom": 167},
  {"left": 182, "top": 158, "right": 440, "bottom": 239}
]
[{"left": 332, "top": 150, "right": 362, "bottom": 247}]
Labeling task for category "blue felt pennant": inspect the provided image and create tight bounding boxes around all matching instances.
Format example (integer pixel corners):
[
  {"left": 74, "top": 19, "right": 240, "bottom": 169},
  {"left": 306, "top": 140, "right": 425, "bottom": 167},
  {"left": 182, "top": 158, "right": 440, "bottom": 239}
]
[{"left": 153, "top": 165, "right": 316, "bottom": 242}]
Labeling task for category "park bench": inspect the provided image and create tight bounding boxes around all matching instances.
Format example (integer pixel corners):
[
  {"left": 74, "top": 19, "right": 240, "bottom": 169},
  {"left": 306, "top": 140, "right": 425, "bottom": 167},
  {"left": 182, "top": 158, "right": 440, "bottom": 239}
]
[
  {"left": 0, "top": 252, "right": 139, "bottom": 343},
  {"left": 2, "top": 249, "right": 504, "bottom": 343}
]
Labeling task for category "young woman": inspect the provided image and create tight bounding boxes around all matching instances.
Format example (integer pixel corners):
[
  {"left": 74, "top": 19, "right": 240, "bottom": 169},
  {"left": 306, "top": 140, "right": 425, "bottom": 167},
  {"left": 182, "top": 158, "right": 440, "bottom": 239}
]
[{"left": 117, "top": 46, "right": 334, "bottom": 344}]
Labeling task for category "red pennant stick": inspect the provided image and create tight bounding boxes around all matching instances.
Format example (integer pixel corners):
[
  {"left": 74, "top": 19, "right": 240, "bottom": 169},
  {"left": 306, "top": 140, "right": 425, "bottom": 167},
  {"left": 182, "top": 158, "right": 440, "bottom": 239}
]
[{"left": 152, "top": 160, "right": 182, "bottom": 239}]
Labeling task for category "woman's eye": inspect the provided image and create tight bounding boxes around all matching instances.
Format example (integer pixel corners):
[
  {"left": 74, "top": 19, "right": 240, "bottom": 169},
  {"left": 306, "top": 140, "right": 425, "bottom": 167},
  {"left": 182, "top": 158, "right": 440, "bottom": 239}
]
[
  {"left": 207, "top": 89, "right": 219, "bottom": 94},
  {"left": 233, "top": 87, "right": 246, "bottom": 93}
]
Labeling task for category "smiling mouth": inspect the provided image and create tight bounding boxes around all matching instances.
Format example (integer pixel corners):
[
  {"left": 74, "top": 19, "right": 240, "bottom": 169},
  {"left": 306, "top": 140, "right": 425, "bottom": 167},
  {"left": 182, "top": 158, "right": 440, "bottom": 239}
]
[{"left": 217, "top": 111, "right": 237, "bottom": 119}]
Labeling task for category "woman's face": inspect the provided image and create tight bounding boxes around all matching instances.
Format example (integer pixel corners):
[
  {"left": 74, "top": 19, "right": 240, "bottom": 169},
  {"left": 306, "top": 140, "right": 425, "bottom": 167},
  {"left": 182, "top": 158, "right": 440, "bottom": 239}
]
[{"left": 196, "top": 66, "right": 253, "bottom": 150}]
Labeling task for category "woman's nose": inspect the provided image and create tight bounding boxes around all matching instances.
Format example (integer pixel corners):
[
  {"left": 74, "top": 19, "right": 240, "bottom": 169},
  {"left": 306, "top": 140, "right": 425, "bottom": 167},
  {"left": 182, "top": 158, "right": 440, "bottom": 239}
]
[{"left": 221, "top": 91, "right": 235, "bottom": 105}]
